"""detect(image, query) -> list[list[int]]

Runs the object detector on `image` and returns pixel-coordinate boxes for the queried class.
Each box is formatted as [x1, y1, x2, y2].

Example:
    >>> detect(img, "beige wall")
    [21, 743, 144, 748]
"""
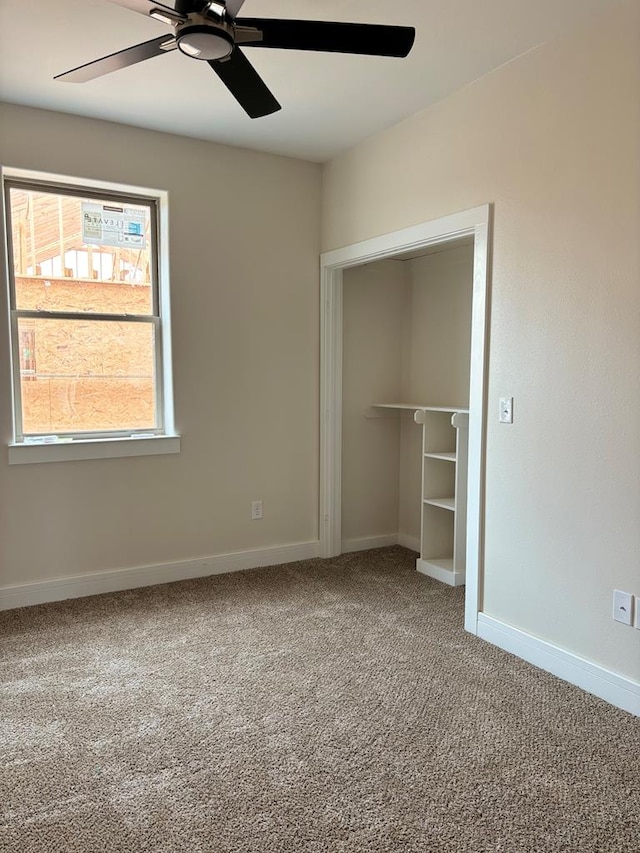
[322, 1, 640, 680]
[341, 260, 407, 543]
[404, 246, 473, 407]
[0, 103, 321, 585]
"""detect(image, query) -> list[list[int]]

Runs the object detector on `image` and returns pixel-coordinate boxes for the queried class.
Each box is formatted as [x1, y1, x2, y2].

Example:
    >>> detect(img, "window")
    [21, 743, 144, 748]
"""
[3, 169, 178, 463]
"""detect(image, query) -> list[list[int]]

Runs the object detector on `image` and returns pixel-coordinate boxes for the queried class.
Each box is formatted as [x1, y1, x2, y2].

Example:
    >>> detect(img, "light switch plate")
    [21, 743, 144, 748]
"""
[613, 589, 633, 625]
[499, 397, 513, 424]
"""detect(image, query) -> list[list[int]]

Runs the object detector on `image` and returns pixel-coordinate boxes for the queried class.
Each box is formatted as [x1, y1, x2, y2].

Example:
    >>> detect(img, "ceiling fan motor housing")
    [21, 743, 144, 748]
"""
[176, 20, 235, 61]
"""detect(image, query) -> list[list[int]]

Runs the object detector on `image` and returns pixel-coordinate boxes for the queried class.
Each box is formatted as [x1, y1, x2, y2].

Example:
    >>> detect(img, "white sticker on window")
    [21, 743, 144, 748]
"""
[81, 202, 147, 248]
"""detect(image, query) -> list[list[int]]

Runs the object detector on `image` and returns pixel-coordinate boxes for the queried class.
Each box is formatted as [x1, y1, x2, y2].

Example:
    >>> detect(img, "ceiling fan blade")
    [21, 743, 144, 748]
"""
[208, 49, 281, 119]
[224, 0, 248, 17]
[104, 0, 187, 19]
[104, 1, 247, 23]
[55, 36, 177, 83]
[235, 19, 416, 58]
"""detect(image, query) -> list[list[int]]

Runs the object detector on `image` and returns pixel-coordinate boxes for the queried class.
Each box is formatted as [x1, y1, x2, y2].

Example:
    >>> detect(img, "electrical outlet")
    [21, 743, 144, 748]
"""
[635, 596, 640, 630]
[251, 500, 263, 520]
[499, 397, 513, 424]
[613, 590, 633, 626]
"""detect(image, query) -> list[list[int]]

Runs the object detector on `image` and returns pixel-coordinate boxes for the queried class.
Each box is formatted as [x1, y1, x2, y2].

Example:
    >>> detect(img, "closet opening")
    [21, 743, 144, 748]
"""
[320, 206, 491, 635]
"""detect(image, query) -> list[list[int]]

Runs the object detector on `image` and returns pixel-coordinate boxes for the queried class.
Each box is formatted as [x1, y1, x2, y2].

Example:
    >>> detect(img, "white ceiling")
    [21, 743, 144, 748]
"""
[0, 0, 617, 162]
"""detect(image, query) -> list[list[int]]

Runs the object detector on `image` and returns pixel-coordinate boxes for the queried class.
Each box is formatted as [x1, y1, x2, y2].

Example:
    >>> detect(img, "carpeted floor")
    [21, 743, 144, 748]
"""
[1, 546, 638, 852]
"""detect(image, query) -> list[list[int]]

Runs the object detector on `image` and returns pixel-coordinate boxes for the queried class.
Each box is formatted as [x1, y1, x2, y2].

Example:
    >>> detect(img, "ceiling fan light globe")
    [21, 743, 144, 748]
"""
[177, 26, 234, 61]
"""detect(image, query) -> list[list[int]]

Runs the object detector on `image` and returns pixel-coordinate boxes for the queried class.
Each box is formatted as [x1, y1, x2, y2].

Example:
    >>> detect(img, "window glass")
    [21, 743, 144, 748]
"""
[9, 188, 154, 315]
[5, 177, 166, 442]
[17, 318, 156, 435]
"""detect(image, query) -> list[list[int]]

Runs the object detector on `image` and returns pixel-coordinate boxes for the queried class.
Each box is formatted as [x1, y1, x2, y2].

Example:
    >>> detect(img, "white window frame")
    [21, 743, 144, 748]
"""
[2, 167, 180, 464]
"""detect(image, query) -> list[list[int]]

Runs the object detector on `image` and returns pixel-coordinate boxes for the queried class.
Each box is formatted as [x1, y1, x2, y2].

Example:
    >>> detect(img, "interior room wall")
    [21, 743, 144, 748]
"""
[321, 0, 640, 681]
[341, 260, 408, 546]
[0, 103, 321, 588]
[403, 245, 474, 406]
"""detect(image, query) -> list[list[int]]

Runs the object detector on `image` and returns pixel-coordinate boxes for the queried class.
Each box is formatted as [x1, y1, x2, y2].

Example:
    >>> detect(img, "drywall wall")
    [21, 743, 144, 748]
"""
[322, 0, 640, 681]
[341, 260, 407, 545]
[403, 245, 474, 406]
[0, 104, 321, 587]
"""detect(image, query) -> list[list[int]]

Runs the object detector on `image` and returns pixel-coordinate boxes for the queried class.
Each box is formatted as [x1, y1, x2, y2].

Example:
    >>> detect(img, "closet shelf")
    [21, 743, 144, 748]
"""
[364, 406, 468, 586]
[424, 451, 456, 462]
[423, 497, 455, 511]
[370, 403, 469, 413]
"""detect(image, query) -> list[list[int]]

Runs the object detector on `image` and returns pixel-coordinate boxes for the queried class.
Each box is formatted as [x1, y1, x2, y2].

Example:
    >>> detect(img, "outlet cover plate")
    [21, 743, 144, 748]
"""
[613, 589, 633, 625]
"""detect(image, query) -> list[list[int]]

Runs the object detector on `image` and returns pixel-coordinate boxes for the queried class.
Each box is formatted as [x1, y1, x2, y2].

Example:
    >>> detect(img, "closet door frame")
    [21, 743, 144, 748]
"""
[319, 204, 492, 636]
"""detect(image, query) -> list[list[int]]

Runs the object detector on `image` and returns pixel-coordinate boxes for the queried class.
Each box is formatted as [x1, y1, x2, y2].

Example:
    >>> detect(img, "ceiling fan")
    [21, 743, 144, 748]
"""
[55, 0, 416, 119]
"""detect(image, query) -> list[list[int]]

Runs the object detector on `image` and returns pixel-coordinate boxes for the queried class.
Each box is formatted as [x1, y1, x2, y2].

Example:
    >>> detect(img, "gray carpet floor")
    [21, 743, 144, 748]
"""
[1, 546, 638, 852]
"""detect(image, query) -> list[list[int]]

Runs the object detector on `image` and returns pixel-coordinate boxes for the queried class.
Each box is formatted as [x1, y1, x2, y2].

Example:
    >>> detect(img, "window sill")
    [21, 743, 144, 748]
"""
[8, 434, 181, 465]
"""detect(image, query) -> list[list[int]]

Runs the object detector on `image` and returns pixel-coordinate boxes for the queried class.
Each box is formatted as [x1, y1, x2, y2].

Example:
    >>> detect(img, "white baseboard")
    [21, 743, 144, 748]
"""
[0, 541, 322, 612]
[397, 533, 420, 553]
[416, 558, 465, 587]
[341, 534, 399, 553]
[341, 533, 421, 555]
[477, 613, 640, 717]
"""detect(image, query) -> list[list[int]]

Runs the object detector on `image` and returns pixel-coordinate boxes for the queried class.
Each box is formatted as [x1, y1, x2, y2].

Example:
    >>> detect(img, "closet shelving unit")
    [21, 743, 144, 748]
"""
[370, 403, 469, 587]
